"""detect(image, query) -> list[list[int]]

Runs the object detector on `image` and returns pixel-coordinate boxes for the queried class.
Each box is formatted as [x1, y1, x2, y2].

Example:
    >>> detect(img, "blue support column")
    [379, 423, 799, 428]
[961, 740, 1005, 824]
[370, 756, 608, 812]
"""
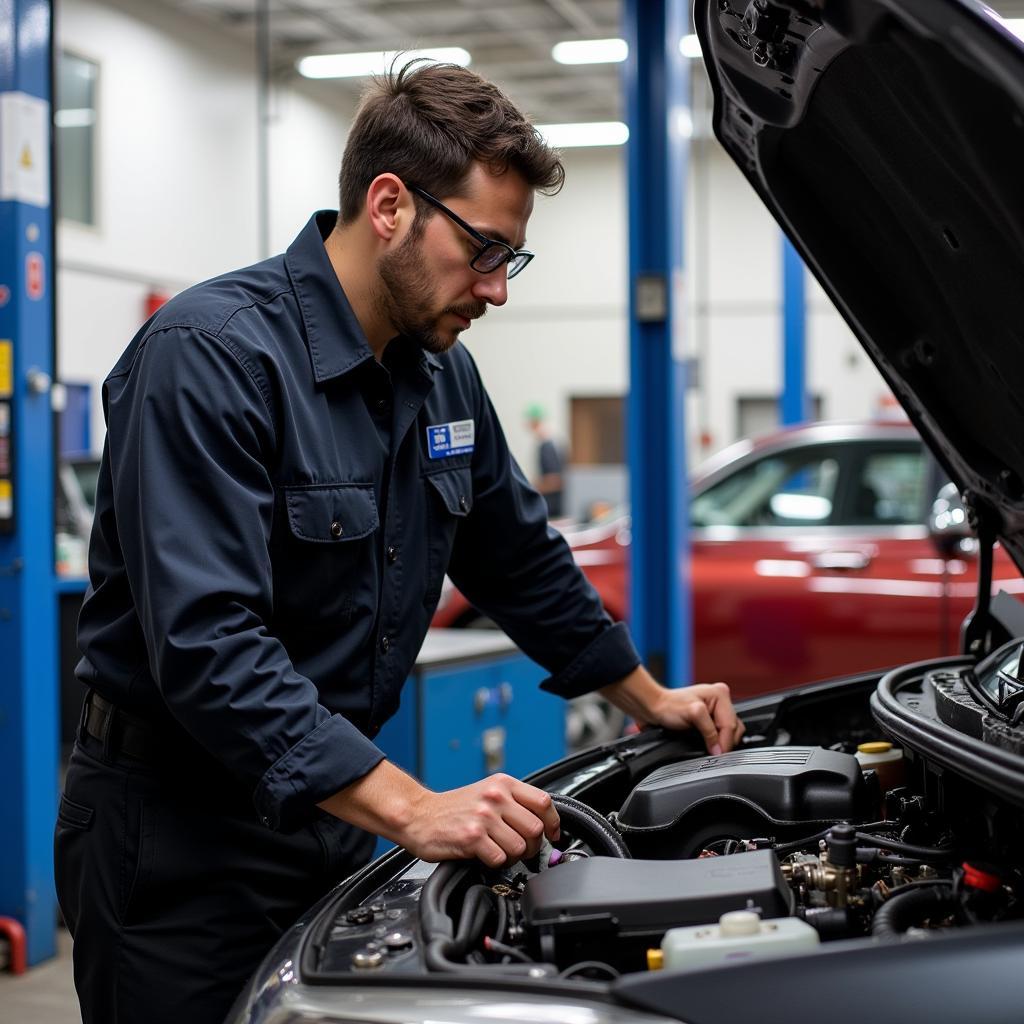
[0, 0, 58, 966]
[622, 0, 692, 686]
[781, 235, 809, 425]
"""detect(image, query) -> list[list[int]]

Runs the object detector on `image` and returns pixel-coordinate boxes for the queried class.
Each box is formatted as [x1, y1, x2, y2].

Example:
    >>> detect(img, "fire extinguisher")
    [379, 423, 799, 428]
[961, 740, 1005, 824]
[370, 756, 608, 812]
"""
[144, 289, 170, 320]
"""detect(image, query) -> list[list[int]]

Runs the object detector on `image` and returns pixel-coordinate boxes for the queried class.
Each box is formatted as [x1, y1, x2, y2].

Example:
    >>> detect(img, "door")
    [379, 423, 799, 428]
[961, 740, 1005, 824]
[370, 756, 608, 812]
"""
[690, 439, 944, 698]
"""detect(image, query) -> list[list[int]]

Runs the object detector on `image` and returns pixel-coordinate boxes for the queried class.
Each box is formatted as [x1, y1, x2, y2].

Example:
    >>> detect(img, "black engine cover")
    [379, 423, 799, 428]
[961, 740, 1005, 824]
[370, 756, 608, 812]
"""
[616, 746, 869, 857]
[522, 851, 792, 968]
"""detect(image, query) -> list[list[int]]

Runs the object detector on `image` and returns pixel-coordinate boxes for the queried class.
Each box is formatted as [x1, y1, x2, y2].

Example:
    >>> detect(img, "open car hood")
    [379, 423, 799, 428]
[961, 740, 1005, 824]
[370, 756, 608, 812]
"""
[695, 0, 1024, 572]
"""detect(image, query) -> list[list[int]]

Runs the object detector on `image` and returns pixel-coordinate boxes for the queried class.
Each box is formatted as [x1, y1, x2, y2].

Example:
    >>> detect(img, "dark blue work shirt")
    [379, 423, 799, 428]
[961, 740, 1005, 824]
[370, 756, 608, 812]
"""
[77, 212, 640, 830]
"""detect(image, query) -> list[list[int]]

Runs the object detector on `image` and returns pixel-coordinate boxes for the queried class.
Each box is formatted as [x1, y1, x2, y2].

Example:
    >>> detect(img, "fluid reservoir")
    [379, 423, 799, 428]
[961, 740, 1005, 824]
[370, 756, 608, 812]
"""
[854, 741, 904, 794]
[657, 910, 819, 971]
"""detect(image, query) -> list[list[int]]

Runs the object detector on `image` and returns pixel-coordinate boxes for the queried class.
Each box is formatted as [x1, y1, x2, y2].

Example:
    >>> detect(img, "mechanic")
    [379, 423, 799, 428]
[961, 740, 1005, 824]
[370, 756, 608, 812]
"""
[54, 61, 744, 1024]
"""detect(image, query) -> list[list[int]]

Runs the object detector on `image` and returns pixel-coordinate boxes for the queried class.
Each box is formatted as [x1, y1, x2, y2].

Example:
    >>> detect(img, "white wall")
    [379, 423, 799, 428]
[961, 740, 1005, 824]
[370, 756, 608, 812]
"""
[55, 0, 349, 445]
[462, 147, 628, 478]
[266, 84, 350, 254]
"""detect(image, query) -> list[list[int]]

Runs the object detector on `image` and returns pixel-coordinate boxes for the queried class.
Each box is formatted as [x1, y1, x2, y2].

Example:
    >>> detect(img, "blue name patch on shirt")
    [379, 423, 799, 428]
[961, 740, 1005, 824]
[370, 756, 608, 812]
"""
[427, 419, 475, 459]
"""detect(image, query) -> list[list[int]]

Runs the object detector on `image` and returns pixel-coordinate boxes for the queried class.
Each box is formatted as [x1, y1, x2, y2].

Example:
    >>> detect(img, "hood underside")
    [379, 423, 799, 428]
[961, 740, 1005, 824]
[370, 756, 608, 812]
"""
[696, 0, 1024, 571]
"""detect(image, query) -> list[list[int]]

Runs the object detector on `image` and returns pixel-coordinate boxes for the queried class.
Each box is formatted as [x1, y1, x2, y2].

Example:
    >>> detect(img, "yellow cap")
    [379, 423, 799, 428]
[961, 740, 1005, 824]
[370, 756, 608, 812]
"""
[858, 741, 893, 754]
[647, 949, 664, 970]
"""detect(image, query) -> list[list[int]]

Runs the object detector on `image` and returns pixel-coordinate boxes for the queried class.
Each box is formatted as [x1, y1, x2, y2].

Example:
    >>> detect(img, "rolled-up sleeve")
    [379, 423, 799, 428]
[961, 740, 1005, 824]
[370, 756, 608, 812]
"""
[446, 354, 641, 697]
[106, 325, 383, 830]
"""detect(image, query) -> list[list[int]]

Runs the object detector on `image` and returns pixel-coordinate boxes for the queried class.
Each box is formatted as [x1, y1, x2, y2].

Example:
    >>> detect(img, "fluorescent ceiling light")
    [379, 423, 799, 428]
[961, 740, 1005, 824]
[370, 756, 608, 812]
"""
[55, 108, 95, 128]
[536, 121, 629, 148]
[679, 34, 703, 59]
[552, 38, 627, 65]
[297, 47, 471, 80]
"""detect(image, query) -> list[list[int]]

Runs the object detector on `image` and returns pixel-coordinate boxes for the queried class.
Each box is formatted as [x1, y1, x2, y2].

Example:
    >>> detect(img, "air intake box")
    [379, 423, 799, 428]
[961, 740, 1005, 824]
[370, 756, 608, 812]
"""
[616, 746, 870, 857]
[522, 851, 792, 969]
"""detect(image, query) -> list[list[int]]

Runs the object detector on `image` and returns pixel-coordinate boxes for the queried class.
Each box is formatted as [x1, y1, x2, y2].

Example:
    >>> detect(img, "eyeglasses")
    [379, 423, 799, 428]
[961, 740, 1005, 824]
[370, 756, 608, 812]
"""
[408, 185, 535, 279]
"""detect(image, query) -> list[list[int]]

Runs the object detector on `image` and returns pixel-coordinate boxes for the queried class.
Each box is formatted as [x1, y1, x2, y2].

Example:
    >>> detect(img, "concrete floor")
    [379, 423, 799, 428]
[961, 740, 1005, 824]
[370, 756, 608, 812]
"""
[0, 928, 80, 1023]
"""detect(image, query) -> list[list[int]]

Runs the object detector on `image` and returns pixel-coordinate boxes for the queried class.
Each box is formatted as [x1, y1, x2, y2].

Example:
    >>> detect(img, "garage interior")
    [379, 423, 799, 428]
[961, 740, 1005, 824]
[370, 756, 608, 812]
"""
[4, 0, 1024, 1019]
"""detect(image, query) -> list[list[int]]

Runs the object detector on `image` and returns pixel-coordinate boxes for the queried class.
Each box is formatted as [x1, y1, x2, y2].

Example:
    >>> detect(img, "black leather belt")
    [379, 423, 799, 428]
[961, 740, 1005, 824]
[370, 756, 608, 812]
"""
[82, 691, 157, 761]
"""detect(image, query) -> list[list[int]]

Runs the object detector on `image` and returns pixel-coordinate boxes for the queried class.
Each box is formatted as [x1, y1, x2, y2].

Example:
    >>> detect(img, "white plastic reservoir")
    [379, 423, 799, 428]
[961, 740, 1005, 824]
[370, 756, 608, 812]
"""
[660, 910, 819, 970]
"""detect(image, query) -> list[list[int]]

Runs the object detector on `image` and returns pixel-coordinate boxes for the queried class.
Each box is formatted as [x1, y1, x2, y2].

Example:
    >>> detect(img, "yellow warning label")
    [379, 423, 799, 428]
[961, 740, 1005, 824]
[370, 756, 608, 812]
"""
[20, 145, 32, 170]
[0, 479, 11, 520]
[0, 341, 12, 397]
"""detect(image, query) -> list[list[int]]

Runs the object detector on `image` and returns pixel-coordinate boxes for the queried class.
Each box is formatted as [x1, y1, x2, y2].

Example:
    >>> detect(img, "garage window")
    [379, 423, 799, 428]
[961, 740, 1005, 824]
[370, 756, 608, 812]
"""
[55, 51, 98, 226]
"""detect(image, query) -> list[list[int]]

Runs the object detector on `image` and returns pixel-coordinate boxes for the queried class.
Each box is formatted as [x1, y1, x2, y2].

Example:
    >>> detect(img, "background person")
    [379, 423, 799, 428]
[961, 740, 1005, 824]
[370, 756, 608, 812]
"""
[525, 401, 565, 517]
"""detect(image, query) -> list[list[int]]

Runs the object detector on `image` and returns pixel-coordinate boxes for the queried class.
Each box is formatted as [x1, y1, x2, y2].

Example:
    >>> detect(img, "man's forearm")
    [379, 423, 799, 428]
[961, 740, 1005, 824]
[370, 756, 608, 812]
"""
[599, 664, 666, 721]
[317, 759, 422, 843]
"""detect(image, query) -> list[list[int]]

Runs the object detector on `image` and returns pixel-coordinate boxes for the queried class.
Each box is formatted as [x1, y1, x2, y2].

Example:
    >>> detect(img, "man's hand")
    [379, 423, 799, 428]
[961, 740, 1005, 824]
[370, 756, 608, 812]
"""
[319, 762, 560, 868]
[400, 775, 560, 866]
[601, 666, 744, 755]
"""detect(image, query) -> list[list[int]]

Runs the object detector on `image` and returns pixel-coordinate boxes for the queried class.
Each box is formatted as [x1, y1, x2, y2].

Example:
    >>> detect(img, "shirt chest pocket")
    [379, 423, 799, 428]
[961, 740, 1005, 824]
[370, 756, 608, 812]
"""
[278, 483, 379, 624]
[422, 465, 473, 609]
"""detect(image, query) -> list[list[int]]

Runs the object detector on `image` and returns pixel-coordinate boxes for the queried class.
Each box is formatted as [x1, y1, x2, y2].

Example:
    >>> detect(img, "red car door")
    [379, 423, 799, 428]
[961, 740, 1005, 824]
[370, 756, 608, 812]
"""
[689, 437, 948, 699]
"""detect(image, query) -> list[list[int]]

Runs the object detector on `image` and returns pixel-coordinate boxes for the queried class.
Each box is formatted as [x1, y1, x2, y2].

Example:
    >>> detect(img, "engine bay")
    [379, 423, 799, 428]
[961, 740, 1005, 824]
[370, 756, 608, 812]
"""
[304, 642, 1024, 987]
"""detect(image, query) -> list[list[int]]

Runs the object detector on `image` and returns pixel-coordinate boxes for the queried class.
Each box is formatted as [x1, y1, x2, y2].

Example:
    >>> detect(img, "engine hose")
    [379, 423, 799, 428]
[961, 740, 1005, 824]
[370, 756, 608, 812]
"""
[494, 890, 508, 944]
[421, 865, 555, 975]
[420, 861, 463, 941]
[855, 832, 954, 860]
[423, 936, 555, 975]
[551, 794, 631, 858]
[871, 884, 959, 938]
[453, 885, 492, 955]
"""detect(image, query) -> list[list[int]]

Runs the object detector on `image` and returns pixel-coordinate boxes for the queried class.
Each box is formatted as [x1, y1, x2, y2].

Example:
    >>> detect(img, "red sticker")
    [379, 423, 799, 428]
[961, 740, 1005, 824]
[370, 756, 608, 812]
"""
[0, 285, 9, 308]
[26, 252, 44, 300]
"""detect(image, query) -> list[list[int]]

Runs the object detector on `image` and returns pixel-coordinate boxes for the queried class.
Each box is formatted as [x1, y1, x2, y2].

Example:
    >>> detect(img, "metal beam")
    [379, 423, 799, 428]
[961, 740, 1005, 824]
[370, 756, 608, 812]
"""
[0, 0, 58, 967]
[781, 235, 809, 425]
[622, 0, 692, 686]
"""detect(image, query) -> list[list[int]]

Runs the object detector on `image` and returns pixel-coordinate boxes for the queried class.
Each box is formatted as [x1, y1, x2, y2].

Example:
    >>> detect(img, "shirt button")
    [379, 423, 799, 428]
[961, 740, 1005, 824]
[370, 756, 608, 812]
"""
[458, 495, 468, 512]
[386, 545, 397, 564]
[380, 635, 391, 653]
[330, 520, 344, 538]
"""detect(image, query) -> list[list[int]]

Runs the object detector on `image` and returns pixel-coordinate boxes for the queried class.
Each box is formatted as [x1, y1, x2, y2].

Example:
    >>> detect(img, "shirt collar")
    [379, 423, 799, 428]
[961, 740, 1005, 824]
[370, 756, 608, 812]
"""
[285, 211, 444, 384]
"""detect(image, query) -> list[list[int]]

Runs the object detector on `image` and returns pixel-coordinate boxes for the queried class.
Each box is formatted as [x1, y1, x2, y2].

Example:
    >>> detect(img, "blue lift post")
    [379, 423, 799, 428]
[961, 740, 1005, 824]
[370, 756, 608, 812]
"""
[622, 0, 692, 686]
[781, 235, 809, 425]
[0, 0, 58, 966]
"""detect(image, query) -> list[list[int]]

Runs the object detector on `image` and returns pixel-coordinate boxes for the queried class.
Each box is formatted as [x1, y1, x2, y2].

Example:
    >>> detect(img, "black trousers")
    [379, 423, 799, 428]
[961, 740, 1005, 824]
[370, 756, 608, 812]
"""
[55, 722, 374, 1024]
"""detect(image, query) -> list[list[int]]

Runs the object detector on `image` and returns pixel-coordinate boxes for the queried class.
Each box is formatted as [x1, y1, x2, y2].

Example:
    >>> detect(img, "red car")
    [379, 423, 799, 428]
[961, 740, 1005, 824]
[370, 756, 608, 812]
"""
[433, 420, 1021, 698]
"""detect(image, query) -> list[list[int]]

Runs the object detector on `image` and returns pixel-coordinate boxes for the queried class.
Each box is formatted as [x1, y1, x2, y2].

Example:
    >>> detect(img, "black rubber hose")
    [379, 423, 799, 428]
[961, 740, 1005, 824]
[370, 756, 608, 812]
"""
[551, 794, 630, 858]
[421, 864, 555, 975]
[452, 885, 493, 956]
[856, 832, 954, 860]
[871, 884, 958, 938]
[775, 827, 953, 860]
[494, 891, 508, 944]
[420, 861, 462, 941]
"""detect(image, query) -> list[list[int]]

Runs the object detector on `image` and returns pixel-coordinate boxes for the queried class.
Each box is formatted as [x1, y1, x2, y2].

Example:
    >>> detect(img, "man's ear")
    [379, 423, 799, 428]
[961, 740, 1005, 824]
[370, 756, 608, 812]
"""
[365, 174, 410, 242]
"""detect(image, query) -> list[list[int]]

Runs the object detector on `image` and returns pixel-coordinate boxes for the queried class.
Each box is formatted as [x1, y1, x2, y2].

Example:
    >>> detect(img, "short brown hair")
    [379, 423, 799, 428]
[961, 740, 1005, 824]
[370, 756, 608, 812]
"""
[338, 59, 564, 224]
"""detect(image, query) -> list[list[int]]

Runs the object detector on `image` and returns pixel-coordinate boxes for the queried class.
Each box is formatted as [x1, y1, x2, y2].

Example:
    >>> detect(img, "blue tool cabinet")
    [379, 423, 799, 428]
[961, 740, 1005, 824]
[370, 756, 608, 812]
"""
[376, 629, 565, 793]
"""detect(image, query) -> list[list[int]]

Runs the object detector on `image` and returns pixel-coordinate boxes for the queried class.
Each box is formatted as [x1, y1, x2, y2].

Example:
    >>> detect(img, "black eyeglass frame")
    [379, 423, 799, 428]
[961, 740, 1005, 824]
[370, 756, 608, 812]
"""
[408, 185, 535, 279]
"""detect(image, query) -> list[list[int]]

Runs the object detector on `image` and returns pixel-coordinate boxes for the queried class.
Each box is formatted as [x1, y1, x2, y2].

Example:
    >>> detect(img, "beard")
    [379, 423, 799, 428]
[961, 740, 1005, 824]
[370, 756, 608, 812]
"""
[376, 229, 486, 354]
